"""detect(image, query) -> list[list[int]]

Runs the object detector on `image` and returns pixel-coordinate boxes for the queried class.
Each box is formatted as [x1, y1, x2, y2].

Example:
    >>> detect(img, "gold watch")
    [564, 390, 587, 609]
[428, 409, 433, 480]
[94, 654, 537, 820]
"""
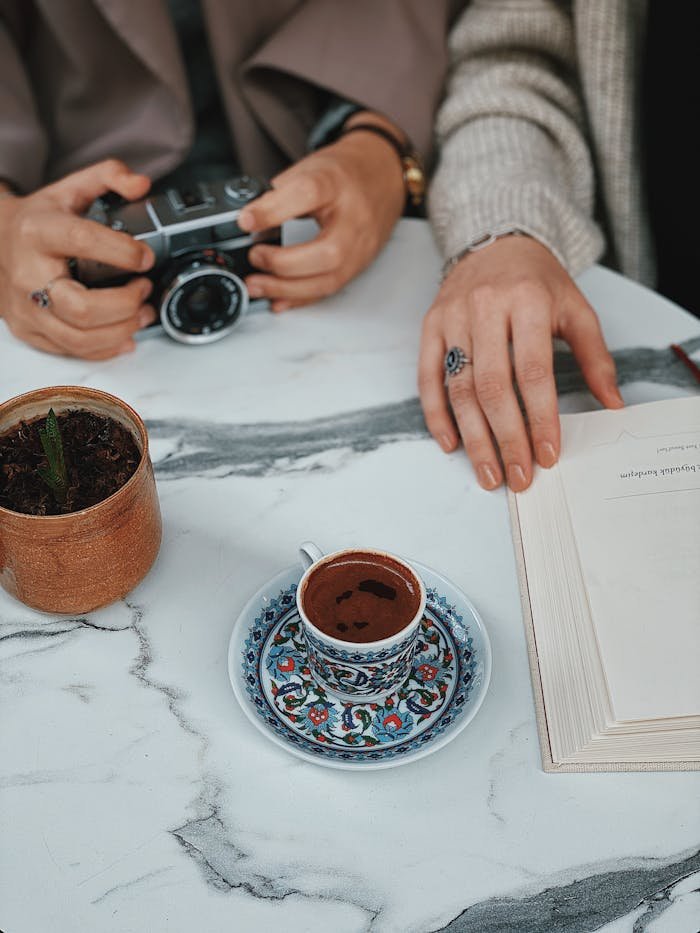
[338, 123, 426, 211]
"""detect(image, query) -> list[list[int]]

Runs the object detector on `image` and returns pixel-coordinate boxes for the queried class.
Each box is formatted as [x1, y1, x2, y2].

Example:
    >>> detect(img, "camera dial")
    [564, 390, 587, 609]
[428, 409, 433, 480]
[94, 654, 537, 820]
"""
[159, 249, 248, 345]
[224, 176, 262, 202]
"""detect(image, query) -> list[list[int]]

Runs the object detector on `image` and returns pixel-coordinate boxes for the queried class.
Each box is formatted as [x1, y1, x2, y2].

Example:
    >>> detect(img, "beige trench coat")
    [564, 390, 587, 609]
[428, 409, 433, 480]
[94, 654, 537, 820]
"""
[0, 0, 456, 193]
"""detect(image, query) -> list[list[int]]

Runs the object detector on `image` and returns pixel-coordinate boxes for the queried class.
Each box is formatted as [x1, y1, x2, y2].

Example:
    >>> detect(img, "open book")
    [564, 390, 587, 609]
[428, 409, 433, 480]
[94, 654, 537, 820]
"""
[509, 397, 700, 772]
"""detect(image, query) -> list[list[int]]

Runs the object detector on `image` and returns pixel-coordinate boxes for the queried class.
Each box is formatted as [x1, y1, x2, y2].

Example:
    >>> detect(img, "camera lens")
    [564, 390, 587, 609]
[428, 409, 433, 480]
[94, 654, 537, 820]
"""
[183, 281, 224, 322]
[159, 251, 248, 344]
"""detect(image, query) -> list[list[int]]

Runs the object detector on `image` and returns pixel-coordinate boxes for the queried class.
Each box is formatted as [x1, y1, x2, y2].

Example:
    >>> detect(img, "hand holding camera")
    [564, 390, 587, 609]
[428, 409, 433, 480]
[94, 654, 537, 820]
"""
[0, 160, 157, 360]
[76, 173, 279, 344]
[241, 116, 407, 312]
[0, 118, 405, 359]
[0, 159, 278, 356]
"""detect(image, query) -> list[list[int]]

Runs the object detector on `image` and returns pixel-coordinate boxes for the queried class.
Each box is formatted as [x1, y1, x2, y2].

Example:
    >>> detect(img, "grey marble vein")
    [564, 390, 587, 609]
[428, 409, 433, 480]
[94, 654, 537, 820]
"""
[487, 720, 530, 825]
[147, 339, 700, 481]
[0, 615, 131, 664]
[632, 871, 700, 931]
[124, 599, 203, 744]
[90, 867, 174, 905]
[171, 780, 299, 900]
[0, 617, 130, 643]
[108, 604, 381, 924]
[432, 849, 700, 933]
[0, 602, 382, 924]
[170, 778, 382, 926]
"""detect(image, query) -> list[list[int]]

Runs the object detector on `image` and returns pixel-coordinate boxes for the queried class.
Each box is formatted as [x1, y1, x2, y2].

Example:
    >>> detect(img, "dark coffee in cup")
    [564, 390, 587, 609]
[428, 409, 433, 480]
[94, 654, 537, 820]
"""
[301, 550, 421, 643]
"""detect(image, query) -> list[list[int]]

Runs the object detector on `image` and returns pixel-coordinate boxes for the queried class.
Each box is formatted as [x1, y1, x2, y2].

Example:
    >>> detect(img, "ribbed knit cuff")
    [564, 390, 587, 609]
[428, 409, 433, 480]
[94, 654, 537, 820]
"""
[429, 178, 605, 279]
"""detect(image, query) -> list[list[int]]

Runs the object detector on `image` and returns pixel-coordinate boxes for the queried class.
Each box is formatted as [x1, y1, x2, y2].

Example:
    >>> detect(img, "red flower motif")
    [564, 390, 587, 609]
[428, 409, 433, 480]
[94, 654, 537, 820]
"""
[418, 663, 438, 682]
[277, 657, 295, 673]
[308, 706, 329, 726]
[383, 713, 402, 731]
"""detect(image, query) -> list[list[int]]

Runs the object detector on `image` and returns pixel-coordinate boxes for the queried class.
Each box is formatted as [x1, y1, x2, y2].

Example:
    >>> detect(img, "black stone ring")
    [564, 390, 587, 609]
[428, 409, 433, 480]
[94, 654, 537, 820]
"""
[444, 346, 472, 378]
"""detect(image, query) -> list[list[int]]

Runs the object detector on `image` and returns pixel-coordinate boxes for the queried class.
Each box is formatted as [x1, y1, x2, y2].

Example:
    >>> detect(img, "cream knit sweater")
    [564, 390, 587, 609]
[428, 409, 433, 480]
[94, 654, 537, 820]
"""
[429, 0, 654, 285]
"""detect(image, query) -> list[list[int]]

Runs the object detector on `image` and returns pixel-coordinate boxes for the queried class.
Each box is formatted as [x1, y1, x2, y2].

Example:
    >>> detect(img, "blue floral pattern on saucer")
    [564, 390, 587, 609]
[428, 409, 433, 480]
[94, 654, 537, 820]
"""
[228, 561, 492, 770]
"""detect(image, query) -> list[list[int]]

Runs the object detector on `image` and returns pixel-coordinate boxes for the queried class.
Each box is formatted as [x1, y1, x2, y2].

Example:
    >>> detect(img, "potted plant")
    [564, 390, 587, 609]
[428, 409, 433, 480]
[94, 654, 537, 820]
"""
[0, 385, 161, 613]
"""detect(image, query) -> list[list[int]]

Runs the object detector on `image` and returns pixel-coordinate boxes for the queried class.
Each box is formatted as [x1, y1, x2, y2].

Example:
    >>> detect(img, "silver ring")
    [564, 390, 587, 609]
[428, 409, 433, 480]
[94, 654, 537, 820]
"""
[29, 277, 63, 310]
[444, 346, 472, 378]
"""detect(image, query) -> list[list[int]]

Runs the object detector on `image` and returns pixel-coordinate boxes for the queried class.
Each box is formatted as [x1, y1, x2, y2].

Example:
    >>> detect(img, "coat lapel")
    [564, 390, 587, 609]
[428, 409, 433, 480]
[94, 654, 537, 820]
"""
[93, 0, 190, 113]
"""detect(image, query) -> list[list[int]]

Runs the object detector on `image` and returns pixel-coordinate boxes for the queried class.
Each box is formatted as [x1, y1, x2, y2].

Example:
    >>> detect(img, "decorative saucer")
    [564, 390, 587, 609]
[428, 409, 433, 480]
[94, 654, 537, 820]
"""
[228, 560, 492, 770]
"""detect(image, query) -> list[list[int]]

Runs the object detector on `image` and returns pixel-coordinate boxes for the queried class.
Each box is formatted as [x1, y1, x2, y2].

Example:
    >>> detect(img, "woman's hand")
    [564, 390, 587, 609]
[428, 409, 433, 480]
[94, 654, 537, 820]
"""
[238, 114, 406, 311]
[0, 159, 156, 360]
[419, 236, 624, 491]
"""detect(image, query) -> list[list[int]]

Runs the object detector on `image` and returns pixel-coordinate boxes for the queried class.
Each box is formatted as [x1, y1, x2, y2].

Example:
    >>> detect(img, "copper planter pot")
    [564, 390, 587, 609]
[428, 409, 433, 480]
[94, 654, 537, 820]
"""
[0, 386, 162, 613]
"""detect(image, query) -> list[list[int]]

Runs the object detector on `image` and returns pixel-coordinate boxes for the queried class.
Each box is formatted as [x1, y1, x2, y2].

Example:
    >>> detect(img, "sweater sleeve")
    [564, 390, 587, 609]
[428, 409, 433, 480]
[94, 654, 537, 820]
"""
[0, 4, 48, 193]
[429, 0, 605, 275]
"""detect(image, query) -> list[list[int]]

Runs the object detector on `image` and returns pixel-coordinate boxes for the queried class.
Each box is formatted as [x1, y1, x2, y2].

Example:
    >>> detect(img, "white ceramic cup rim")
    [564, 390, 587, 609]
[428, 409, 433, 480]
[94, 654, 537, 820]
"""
[296, 546, 427, 651]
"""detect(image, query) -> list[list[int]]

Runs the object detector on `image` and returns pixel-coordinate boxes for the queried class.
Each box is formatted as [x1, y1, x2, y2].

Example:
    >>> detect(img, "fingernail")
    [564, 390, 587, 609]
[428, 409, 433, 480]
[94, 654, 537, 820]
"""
[248, 247, 263, 266]
[247, 282, 263, 298]
[507, 464, 528, 491]
[537, 442, 557, 468]
[439, 433, 455, 453]
[140, 250, 154, 271]
[140, 279, 153, 300]
[139, 308, 156, 328]
[611, 385, 624, 407]
[478, 464, 500, 489]
[119, 340, 135, 354]
[238, 209, 254, 232]
[273, 301, 291, 313]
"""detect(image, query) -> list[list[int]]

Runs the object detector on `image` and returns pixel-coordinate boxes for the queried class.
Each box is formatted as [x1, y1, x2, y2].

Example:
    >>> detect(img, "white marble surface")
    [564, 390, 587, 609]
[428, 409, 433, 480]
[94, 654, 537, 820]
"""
[1, 219, 699, 933]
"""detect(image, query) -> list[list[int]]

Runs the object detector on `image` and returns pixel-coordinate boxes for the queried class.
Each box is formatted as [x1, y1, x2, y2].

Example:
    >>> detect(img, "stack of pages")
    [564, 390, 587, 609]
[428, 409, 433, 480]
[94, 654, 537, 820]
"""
[510, 396, 700, 771]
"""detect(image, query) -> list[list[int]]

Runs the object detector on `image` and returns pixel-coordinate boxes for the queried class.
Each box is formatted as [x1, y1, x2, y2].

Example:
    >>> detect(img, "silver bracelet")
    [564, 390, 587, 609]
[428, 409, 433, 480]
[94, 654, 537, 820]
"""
[441, 229, 526, 282]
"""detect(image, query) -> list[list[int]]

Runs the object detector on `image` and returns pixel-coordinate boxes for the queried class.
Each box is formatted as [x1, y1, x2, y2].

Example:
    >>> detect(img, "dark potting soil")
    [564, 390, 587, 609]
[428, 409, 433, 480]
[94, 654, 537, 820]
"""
[0, 409, 140, 515]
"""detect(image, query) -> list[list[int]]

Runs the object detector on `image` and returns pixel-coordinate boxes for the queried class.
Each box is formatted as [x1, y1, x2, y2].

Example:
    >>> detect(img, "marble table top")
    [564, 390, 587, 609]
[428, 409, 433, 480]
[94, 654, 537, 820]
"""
[1, 219, 699, 933]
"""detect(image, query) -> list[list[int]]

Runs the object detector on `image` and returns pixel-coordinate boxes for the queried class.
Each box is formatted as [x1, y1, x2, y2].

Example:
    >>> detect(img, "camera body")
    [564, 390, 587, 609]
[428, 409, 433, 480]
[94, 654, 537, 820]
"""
[76, 175, 280, 344]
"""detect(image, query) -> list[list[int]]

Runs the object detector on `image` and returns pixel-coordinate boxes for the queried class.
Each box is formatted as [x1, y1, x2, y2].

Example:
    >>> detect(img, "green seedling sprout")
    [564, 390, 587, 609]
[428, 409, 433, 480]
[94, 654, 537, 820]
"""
[37, 408, 68, 506]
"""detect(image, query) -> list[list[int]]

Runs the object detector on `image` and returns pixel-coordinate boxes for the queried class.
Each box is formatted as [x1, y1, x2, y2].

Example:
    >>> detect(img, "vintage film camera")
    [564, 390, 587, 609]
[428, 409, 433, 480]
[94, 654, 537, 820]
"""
[76, 175, 279, 344]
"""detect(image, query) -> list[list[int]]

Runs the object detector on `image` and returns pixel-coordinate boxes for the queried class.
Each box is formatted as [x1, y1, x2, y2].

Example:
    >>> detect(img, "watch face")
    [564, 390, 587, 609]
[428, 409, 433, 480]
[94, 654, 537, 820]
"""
[403, 156, 426, 206]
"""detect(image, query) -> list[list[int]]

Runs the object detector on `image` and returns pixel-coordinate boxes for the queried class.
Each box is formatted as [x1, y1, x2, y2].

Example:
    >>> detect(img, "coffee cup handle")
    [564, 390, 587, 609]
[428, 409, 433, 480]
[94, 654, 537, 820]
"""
[299, 541, 324, 570]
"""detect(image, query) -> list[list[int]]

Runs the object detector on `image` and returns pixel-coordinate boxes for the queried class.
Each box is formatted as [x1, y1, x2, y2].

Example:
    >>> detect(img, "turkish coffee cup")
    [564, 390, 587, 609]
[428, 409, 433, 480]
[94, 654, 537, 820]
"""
[296, 542, 426, 703]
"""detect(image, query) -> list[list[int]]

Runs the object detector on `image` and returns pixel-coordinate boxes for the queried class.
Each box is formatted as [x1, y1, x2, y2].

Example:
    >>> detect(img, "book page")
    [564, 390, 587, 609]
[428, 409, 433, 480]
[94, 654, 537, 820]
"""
[558, 398, 700, 722]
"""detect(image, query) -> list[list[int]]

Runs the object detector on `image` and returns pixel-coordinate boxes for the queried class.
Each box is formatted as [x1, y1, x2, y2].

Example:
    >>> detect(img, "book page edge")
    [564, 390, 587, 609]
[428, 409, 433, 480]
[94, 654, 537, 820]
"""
[506, 491, 700, 773]
[507, 489, 556, 773]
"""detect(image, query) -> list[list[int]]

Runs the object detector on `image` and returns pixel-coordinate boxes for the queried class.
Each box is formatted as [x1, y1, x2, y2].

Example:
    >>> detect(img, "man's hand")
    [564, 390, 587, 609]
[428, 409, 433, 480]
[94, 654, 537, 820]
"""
[238, 114, 406, 311]
[419, 236, 624, 491]
[0, 159, 156, 359]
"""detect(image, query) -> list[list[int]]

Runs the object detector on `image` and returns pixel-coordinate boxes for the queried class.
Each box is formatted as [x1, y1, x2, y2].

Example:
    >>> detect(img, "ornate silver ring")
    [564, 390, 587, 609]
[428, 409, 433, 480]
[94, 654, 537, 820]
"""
[29, 277, 63, 310]
[444, 346, 472, 378]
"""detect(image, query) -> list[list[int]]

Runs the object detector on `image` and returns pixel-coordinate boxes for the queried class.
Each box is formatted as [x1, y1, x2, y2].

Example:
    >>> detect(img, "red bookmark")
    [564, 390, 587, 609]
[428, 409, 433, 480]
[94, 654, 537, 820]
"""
[670, 343, 700, 384]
